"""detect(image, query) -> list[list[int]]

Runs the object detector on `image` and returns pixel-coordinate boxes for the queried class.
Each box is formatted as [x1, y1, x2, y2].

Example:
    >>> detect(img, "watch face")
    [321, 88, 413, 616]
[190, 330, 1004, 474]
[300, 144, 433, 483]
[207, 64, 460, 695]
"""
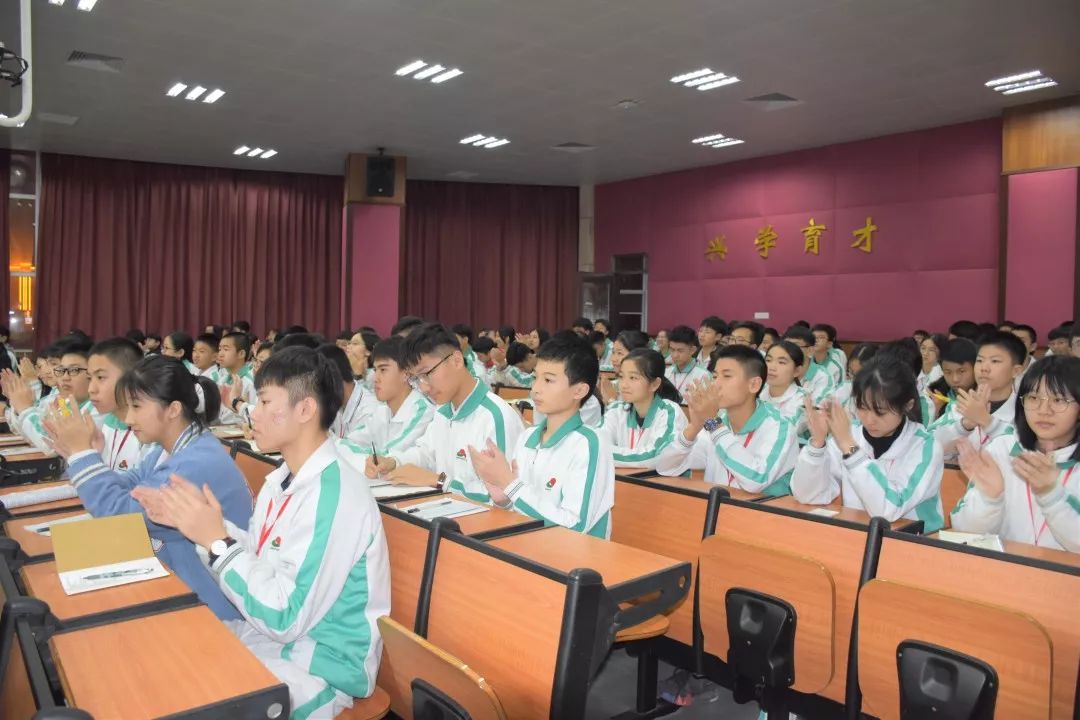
[210, 539, 229, 556]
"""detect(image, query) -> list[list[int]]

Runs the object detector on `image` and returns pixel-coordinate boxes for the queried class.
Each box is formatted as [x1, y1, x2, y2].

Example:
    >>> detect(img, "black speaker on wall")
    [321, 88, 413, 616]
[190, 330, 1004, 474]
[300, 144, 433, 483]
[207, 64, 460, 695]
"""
[366, 155, 397, 197]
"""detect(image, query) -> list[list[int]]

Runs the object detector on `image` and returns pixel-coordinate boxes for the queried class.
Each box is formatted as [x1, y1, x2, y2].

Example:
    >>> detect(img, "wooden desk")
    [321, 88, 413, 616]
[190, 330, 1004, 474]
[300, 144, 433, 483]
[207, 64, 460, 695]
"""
[488, 526, 691, 629]
[762, 494, 917, 530]
[0, 481, 83, 518]
[0, 433, 29, 447]
[3, 508, 89, 559]
[615, 468, 765, 502]
[388, 493, 544, 539]
[20, 559, 196, 628]
[50, 605, 289, 719]
[0, 449, 54, 461]
[927, 532, 1080, 569]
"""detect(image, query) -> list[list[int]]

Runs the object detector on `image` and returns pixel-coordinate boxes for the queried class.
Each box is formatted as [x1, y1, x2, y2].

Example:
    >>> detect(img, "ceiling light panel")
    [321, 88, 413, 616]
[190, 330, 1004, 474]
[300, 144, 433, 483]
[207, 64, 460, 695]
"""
[986, 70, 1057, 95]
[396, 59, 464, 84]
[671, 67, 740, 92]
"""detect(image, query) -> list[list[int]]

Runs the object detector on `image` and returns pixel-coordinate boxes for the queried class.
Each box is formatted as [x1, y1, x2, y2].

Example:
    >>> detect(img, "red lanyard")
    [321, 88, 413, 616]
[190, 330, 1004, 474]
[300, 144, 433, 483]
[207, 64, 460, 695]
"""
[673, 367, 694, 393]
[256, 494, 293, 556]
[726, 430, 756, 486]
[1026, 465, 1074, 545]
[629, 427, 640, 450]
[110, 429, 132, 470]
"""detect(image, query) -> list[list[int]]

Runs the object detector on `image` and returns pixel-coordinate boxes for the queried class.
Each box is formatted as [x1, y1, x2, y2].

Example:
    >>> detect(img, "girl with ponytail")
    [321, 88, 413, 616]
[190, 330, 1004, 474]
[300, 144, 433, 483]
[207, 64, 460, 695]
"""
[600, 348, 688, 469]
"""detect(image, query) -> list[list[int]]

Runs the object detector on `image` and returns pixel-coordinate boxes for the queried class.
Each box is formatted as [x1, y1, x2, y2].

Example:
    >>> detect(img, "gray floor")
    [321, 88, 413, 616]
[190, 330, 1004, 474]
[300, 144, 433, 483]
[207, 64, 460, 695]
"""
[584, 649, 762, 719]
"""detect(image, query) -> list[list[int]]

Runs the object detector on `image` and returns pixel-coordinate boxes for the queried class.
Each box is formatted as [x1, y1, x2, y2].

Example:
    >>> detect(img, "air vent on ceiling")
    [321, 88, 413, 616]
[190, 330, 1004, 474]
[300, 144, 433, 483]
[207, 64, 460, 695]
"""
[66, 50, 124, 73]
[744, 92, 802, 111]
[551, 142, 596, 154]
[38, 112, 79, 125]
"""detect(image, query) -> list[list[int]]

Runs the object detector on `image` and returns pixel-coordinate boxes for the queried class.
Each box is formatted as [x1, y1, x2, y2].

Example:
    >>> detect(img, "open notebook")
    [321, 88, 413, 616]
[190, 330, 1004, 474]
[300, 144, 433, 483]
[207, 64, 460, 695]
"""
[52, 513, 170, 595]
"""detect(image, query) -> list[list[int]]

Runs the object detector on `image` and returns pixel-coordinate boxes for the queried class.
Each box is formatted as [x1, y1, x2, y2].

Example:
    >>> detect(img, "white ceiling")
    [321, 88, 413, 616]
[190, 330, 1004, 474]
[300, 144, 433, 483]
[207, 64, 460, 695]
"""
[2, 0, 1079, 186]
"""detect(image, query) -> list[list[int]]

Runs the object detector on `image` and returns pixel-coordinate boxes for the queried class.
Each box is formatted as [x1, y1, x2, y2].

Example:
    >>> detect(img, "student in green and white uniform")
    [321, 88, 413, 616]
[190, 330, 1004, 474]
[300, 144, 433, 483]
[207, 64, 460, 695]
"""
[665, 325, 712, 397]
[141, 347, 391, 719]
[829, 343, 879, 419]
[695, 317, 726, 368]
[599, 330, 652, 406]
[657, 346, 797, 496]
[191, 333, 221, 379]
[487, 342, 536, 388]
[593, 319, 615, 372]
[215, 333, 259, 425]
[161, 331, 199, 375]
[315, 345, 379, 441]
[785, 326, 834, 403]
[762, 341, 811, 441]
[652, 330, 673, 367]
[87, 338, 152, 471]
[951, 355, 1080, 552]
[811, 324, 846, 387]
[601, 349, 686, 470]
[472, 334, 614, 538]
[793, 357, 944, 533]
[340, 337, 434, 464]
[365, 324, 524, 503]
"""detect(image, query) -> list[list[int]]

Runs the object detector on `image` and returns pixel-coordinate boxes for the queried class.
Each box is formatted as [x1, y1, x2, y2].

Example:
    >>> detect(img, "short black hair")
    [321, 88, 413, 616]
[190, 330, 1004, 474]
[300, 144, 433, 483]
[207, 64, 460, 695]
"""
[146, 332, 161, 343]
[194, 333, 220, 352]
[472, 336, 496, 354]
[614, 330, 650, 352]
[1048, 324, 1072, 341]
[731, 321, 764, 347]
[1016, 355, 1080, 461]
[283, 325, 309, 336]
[998, 321, 1016, 331]
[940, 337, 977, 365]
[506, 341, 534, 367]
[256, 346, 344, 431]
[315, 343, 354, 386]
[852, 357, 921, 423]
[978, 331, 1028, 366]
[766, 340, 805, 369]
[811, 323, 838, 343]
[59, 337, 93, 360]
[371, 336, 407, 368]
[792, 320, 811, 329]
[337, 330, 353, 342]
[358, 325, 377, 334]
[1012, 324, 1037, 346]
[533, 327, 551, 346]
[877, 339, 921, 376]
[451, 324, 475, 346]
[391, 315, 425, 337]
[497, 326, 516, 346]
[166, 331, 194, 362]
[762, 327, 780, 341]
[221, 332, 252, 360]
[274, 333, 321, 352]
[232, 320, 251, 333]
[593, 318, 611, 332]
[782, 325, 815, 347]
[571, 317, 594, 332]
[125, 328, 147, 345]
[205, 325, 225, 340]
[536, 332, 600, 411]
[41, 343, 68, 361]
[849, 342, 879, 366]
[402, 323, 461, 369]
[714, 345, 767, 396]
[588, 331, 606, 347]
[667, 325, 699, 348]
[90, 337, 143, 372]
[699, 316, 728, 335]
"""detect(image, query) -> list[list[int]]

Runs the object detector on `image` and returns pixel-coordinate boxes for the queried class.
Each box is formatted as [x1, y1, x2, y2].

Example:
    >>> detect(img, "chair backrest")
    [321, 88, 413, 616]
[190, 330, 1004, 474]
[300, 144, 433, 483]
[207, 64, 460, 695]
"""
[698, 534, 836, 694]
[0, 607, 37, 720]
[377, 615, 506, 720]
[232, 445, 281, 499]
[873, 531, 1080, 719]
[705, 494, 870, 705]
[939, 464, 969, 528]
[493, 386, 531, 401]
[379, 507, 431, 632]
[857, 578, 1053, 720]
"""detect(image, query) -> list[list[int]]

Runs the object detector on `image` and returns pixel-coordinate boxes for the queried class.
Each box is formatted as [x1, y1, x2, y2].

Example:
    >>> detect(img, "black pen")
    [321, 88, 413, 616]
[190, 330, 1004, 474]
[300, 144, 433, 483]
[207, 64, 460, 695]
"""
[406, 500, 452, 515]
[371, 443, 380, 466]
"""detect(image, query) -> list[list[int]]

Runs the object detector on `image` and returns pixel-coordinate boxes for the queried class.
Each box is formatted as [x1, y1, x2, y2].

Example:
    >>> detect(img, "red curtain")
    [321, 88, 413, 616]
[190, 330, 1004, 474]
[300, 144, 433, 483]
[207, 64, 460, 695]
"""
[402, 180, 579, 331]
[36, 154, 342, 344]
[0, 150, 9, 327]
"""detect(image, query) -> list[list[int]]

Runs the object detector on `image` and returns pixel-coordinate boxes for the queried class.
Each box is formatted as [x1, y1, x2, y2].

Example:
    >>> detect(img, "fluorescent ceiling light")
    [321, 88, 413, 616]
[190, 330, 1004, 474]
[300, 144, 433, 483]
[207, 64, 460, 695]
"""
[413, 64, 445, 80]
[396, 60, 427, 76]
[77, 0, 97, 9]
[460, 134, 486, 144]
[670, 68, 713, 84]
[705, 138, 745, 148]
[985, 70, 1042, 87]
[698, 76, 741, 91]
[49, 0, 65, 5]
[247, 148, 264, 157]
[185, 86, 207, 101]
[202, 89, 225, 104]
[692, 133, 727, 144]
[233, 146, 250, 155]
[260, 149, 277, 159]
[431, 68, 463, 84]
[166, 82, 188, 97]
[474, 137, 500, 147]
[685, 73, 728, 88]
[484, 139, 510, 149]
[1002, 80, 1058, 94]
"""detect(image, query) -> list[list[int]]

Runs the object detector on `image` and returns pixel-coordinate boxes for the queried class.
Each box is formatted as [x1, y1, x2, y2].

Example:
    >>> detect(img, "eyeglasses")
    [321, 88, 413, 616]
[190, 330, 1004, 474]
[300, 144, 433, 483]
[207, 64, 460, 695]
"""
[407, 353, 454, 390]
[54, 366, 89, 378]
[1022, 394, 1077, 413]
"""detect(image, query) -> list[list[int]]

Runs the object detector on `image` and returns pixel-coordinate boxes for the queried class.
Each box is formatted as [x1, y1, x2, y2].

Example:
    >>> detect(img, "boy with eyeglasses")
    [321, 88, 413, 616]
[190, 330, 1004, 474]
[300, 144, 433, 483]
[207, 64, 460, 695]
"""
[364, 323, 524, 502]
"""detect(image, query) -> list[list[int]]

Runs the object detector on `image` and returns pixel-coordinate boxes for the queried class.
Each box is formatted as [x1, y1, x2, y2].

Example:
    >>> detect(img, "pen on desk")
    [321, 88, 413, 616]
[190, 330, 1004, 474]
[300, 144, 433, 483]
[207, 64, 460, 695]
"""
[81, 567, 155, 581]
[406, 500, 452, 514]
[371, 443, 380, 466]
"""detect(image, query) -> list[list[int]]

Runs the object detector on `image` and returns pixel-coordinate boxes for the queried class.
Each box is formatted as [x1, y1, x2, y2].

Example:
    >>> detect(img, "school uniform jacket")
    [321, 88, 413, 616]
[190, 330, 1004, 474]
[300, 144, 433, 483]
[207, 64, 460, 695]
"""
[205, 440, 391, 701]
[341, 390, 434, 459]
[950, 437, 1080, 552]
[917, 365, 944, 395]
[665, 361, 712, 398]
[601, 397, 687, 470]
[791, 419, 945, 533]
[68, 425, 253, 621]
[487, 365, 535, 389]
[502, 413, 615, 539]
[761, 383, 809, 439]
[100, 412, 150, 471]
[12, 397, 99, 452]
[930, 391, 1016, 457]
[655, 401, 797, 496]
[328, 385, 379, 440]
[599, 339, 615, 372]
[802, 362, 835, 404]
[533, 394, 604, 430]
[388, 380, 524, 503]
[813, 354, 844, 387]
[216, 369, 258, 426]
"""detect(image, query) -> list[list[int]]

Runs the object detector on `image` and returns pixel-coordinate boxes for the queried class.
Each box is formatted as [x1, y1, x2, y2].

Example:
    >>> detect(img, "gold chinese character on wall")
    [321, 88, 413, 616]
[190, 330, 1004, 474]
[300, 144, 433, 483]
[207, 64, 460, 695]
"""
[802, 218, 826, 255]
[754, 225, 778, 259]
[705, 234, 728, 261]
[851, 217, 877, 254]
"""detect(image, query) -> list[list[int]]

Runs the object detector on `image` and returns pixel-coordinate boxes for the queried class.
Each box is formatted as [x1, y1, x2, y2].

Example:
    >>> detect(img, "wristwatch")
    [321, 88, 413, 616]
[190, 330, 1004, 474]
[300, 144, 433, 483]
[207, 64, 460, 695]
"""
[208, 537, 237, 564]
[231, 396, 245, 412]
[435, 472, 447, 492]
[841, 445, 858, 459]
[703, 417, 723, 433]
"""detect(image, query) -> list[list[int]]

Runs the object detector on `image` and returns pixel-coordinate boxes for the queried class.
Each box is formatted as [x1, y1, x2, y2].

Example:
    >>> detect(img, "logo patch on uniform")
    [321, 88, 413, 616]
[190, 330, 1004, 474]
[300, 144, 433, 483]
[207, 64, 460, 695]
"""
[118, 460, 128, 470]
[546, 477, 557, 489]
[271, 537, 282, 549]
[456, 448, 466, 459]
